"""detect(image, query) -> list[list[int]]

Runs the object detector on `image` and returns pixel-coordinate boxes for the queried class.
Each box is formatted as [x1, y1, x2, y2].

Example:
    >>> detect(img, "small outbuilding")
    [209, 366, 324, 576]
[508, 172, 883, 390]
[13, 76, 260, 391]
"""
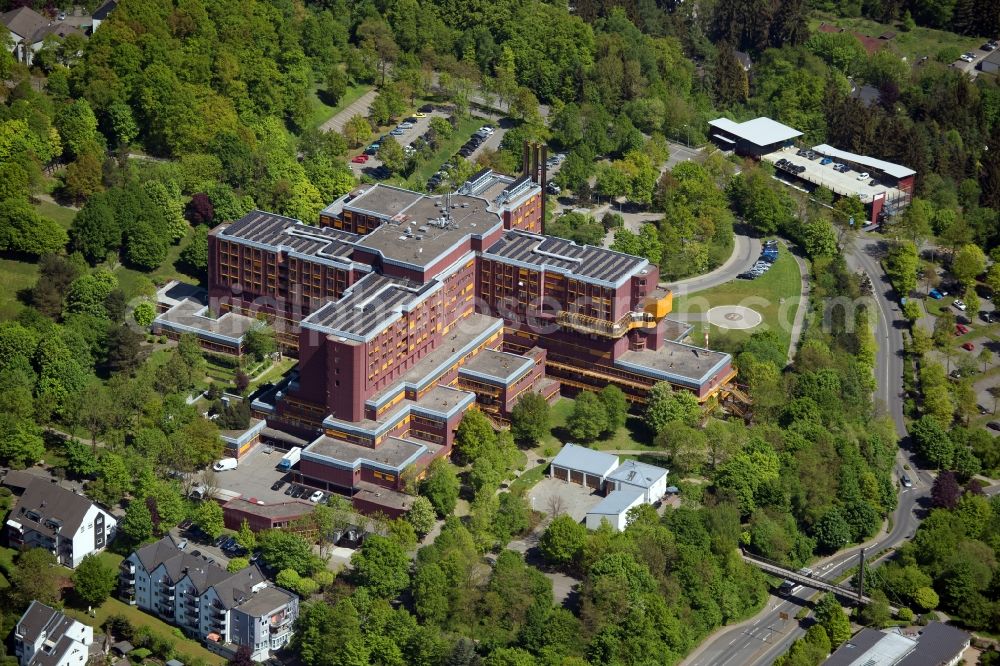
[707, 117, 802, 158]
[585, 487, 646, 532]
[549, 444, 619, 492]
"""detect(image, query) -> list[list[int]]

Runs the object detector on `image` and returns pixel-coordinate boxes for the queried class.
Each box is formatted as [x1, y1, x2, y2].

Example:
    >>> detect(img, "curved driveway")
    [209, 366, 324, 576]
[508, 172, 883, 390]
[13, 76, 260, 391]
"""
[665, 234, 761, 295]
[682, 236, 925, 666]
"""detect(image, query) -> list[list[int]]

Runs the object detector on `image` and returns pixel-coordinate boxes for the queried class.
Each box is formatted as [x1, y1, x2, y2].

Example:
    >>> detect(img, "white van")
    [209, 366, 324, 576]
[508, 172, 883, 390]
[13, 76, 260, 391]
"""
[212, 458, 238, 472]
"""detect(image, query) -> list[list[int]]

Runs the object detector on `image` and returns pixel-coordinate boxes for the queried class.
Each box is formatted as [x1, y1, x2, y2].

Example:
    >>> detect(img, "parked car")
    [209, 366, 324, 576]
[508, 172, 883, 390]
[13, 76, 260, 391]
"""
[284, 483, 295, 495]
[176, 539, 188, 550]
[546, 183, 561, 195]
[857, 172, 870, 180]
[956, 324, 970, 335]
[309, 490, 325, 503]
[271, 479, 286, 492]
[979, 405, 990, 415]
[364, 144, 379, 155]
[418, 104, 434, 112]
[351, 154, 368, 163]
[290, 485, 306, 498]
[953, 299, 968, 311]
[962, 342, 975, 351]
[988, 421, 1000, 431]
[213, 457, 237, 472]
[984, 43, 997, 51]
[214, 535, 228, 547]
[820, 157, 833, 165]
[414, 111, 427, 118]
[901, 474, 913, 488]
[190, 550, 202, 558]
[960, 52, 976, 62]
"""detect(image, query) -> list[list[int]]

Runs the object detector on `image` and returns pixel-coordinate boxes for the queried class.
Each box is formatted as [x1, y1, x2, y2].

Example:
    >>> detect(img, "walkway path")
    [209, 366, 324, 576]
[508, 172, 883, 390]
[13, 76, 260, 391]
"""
[786, 249, 810, 364]
[320, 88, 378, 134]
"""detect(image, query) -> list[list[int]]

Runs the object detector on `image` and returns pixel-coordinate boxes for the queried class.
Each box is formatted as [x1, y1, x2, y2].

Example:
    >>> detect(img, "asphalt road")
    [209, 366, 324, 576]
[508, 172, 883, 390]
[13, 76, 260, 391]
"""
[683, 235, 928, 666]
[667, 233, 761, 295]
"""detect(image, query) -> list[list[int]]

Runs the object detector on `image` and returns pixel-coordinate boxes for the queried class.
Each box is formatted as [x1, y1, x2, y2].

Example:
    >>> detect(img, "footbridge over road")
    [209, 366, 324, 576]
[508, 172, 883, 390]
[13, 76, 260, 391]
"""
[740, 550, 898, 613]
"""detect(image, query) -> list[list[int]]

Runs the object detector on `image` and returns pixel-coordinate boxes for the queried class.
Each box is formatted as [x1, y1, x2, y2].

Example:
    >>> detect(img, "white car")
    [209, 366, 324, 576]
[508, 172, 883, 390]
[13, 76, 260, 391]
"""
[857, 172, 869, 180]
[953, 299, 967, 311]
[308, 490, 325, 503]
[960, 53, 976, 63]
[478, 126, 494, 136]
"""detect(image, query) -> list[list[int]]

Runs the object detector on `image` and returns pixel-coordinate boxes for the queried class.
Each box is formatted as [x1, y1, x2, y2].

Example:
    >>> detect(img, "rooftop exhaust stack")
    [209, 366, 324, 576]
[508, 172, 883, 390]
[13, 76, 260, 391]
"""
[522, 141, 548, 234]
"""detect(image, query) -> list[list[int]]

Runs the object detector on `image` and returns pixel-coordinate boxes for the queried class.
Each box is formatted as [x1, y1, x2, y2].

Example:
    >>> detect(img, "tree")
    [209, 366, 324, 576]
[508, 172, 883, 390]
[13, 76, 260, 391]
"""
[55, 98, 100, 159]
[0, 199, 69, 258]
[106, 101, 138, 149]
[567, 391, 609, 442]
[814, 593, 852, 647]
[235, 519, 256, 552]
[120, 500, 155, 543]
[538, 514, 587, 569]
[351, 535, 410, 598]
[952, 244, 986, 288]
[454, 409, 496, 463]
[125, 221, 168, 270]
[813, 507, 851, 552]
[228, 646, 255, 666]
[421, 459, 460, 516]
[931, 470, 961, 509]
[407, 495, 436, 536]
[245, 324, 277, 362]
[598, 385, 628, 434]
[186, 193, 215, 226]
[344, 114, 372, 148]
[64, 152, 104, 203]
[194, 499, 225, 539]
[73, 553, 117, 606]
[325, 66, 348, 105]
[510, 392, 549, 445]
[11, 548, 61, 606]
[70, 197, 120, 263]
[257, 529, 322, 576]
[913, 586, 939, 612]
[645, 382, 701, 432]
[884, 241, 919, 296]
[105, 324, 143, 375]
[911, 415, 954, 469]
[377, 136, 407, 175]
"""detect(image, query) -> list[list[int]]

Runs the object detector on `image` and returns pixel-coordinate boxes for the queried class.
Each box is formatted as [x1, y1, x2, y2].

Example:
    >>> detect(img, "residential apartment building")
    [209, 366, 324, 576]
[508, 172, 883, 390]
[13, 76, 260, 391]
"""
[161, 166, 736, 516]
[120, 537, 297, 661]
[6, 478, 117, 568]
[14, 602, 93, 666]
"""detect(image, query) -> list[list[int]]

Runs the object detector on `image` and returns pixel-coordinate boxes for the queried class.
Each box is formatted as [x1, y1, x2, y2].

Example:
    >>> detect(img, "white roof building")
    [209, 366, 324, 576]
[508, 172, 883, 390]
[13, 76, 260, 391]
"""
[549, 444, 619, 490]
[708, 117, 802, 151]
[811, 144, 916, 179]
[585, 487, 646, 531]
[607, 459, 669, 503]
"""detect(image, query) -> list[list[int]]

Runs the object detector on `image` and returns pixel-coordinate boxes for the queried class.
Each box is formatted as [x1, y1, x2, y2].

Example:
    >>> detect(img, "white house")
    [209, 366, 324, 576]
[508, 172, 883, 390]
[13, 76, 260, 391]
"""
[14, 601, 93, 666]
[121, 536, 297, 661]
[606, 459, 668, 503]
[585, 486, 646, 531]
[90, 0, 117, 32]
[6, 478, 117, 568]
[549, 443, 619, 492]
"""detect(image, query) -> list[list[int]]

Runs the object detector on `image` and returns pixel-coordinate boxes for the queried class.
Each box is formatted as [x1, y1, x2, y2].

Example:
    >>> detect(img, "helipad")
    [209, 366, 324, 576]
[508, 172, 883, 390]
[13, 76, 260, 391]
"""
[705, 305, 762, 330]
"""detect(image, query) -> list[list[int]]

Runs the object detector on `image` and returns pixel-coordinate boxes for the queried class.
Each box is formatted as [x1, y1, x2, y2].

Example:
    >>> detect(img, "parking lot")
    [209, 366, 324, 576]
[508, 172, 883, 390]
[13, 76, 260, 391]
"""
[763, 147, 902, 203]
[212, 445, 299, 503]
[349, 107, 450, 178]
[526, 477, 604, 522]
[951, 40, 998, 76]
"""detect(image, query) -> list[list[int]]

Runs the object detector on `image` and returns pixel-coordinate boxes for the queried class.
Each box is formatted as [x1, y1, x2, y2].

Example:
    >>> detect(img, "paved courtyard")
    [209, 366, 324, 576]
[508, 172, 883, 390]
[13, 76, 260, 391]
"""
[526, 476, 604, 522]
[212, 445, 293, 503]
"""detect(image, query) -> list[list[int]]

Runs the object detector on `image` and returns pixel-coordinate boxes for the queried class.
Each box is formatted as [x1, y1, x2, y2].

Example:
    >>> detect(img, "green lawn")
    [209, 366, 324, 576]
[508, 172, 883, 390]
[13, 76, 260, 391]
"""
[250, 356, 297, 391]
[308, 83, 372, 130]
[541, 397, 656, 454]
[65, 598, 225, 665]
[807, 13, 987, 62]
[409, 116, 486, 185]
[673, 249, 803, 357]
[0, 257, 39, 319]
[33, 200, 77, 229]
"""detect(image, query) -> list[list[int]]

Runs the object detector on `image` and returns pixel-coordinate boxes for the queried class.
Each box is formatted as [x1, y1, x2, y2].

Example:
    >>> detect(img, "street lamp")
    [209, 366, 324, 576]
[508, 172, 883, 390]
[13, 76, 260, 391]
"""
[682, 124, 689, 148]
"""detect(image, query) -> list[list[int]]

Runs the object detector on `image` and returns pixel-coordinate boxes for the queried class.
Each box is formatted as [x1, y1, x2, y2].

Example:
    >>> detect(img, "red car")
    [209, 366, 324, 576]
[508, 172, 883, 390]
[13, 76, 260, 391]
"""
[961, 342, 975, 351]
[351, 154, 369, 163]
[956, 324, 970, 335]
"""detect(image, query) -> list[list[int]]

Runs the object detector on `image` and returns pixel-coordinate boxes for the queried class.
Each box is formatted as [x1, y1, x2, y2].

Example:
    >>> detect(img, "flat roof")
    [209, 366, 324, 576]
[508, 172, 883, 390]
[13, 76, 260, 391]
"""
[365, 312, 503, 409]
[812, 144, 915, 179]
[616, 342, 732, 389]
[218, 210, 357, 267]
[708, 117, 802, 146]
[823, 628, 914, 666]
[550, 443, 619, 478]
[484, 230, 649, 288]
[304, 434, 428, 473]
[299, 272, 435, 341]
[353, 480, 413, 511]
[458, 349, 534, 385]
[607, 460, 668, 489]
[350, 185, 503, 270]
[587, 486, 646, 516]
[154, 297, 257, 344]
[763, 149, 906, 203]
[223, 497, 314, 520]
